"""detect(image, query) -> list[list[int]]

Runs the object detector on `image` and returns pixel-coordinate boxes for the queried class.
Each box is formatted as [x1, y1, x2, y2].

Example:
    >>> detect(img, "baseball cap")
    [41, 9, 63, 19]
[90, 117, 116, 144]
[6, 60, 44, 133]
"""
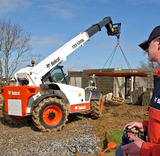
[139, 25, 160, 50]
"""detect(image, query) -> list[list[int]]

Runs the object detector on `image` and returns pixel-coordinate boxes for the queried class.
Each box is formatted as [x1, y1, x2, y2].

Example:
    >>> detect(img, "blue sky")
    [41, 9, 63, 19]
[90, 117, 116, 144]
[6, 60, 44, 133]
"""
[1, 0, 160, 73]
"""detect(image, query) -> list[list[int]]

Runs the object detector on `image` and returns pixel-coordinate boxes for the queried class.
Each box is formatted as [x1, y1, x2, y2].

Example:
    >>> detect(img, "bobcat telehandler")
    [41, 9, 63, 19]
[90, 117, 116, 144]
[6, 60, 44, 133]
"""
[1, 17, 121, 132]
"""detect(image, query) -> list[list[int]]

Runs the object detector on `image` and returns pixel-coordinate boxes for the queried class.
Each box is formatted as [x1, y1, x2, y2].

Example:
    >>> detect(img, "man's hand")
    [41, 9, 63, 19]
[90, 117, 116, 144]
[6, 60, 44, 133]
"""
[124, 121, 146, 132]
[121, 135, 144, 156]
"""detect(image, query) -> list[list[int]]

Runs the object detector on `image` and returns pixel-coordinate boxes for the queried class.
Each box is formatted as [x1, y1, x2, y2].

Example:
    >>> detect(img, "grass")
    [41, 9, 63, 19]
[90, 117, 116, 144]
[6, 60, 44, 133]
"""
[106, 129, 123, 146]
[98, 129, 124, 149]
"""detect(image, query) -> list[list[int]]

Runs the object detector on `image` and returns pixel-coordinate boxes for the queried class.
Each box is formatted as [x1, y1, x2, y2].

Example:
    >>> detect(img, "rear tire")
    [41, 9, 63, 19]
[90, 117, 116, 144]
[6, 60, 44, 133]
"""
[32, 97, 68, 132]
[90, 93, 103, 119]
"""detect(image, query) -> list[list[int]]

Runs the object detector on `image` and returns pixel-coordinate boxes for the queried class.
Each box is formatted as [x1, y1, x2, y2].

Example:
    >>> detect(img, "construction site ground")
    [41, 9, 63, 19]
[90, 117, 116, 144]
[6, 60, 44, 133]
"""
[0, 97, 148, 156]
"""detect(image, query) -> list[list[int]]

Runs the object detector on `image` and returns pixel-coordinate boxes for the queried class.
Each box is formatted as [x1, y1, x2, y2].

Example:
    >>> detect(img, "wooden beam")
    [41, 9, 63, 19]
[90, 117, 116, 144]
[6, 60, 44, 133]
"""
[86, 71, 147, 77]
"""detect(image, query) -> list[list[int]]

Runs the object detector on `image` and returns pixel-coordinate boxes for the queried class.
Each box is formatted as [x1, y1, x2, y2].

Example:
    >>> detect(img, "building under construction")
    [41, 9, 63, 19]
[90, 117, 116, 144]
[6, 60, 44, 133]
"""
[66, 68, 155, 105]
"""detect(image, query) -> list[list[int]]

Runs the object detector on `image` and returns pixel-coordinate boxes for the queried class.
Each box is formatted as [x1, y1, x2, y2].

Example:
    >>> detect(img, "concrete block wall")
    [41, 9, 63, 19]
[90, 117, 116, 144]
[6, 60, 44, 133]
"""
[96, 76, 114, 95]
[131, 87, 153, 105]
[131, 90, 142, 105]
[142, 91, 153, 106]
[134, 70, 154, 89]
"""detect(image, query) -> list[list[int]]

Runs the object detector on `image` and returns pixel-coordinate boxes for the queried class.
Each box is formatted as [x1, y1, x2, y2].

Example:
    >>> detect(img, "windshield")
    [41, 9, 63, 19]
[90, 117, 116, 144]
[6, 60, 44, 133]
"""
[43, 66, 67, 84]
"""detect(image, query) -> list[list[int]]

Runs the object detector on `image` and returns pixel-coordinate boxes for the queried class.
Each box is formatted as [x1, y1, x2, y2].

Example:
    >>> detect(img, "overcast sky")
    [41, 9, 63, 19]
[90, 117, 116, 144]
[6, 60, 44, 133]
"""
[1, 0, 160, 73]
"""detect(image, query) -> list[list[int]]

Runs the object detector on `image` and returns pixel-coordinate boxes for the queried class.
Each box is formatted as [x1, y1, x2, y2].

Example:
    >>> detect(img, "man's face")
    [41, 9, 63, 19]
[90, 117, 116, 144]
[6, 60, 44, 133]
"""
[146, 38, 160, 62]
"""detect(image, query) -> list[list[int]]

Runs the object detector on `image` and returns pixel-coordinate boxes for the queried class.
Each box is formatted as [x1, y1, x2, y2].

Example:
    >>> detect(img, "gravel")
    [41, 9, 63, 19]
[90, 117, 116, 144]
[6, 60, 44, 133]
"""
[0, 115, 101, 156]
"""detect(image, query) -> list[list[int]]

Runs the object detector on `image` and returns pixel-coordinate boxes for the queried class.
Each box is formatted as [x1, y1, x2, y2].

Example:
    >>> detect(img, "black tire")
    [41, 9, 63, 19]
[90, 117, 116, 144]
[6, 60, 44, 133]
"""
[32, 97, 68, 132]
[90, 93, 103, 119]
[2, 103, 31, 126]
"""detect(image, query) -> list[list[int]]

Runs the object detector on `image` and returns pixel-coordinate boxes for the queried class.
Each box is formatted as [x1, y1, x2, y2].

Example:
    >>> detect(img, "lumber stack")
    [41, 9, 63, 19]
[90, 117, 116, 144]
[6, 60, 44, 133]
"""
[109, 97, 125, 105]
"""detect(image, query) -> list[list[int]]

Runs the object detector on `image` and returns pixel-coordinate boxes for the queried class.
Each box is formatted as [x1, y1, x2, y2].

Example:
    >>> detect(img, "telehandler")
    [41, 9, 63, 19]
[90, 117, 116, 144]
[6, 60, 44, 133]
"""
[1, 17, 121, 132]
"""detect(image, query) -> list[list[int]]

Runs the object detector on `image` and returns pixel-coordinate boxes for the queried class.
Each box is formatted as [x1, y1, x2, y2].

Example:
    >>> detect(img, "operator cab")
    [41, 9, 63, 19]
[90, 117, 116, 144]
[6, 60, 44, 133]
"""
[42, 66, 67, 84]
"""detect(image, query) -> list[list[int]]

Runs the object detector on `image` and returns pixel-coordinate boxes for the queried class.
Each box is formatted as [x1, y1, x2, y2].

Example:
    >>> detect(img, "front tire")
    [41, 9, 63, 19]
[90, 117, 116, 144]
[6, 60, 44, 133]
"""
[32, 97, 68, 132]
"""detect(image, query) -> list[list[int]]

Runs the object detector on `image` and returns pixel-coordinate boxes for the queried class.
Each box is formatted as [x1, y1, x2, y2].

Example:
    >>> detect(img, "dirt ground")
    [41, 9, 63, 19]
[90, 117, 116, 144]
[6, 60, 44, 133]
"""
[0, 99, 148, 156]
[88, 100, 148, 156]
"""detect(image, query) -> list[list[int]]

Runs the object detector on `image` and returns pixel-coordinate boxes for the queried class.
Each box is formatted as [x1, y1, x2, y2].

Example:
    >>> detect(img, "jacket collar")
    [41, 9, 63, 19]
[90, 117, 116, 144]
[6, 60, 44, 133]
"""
[156, 67, 160, 77]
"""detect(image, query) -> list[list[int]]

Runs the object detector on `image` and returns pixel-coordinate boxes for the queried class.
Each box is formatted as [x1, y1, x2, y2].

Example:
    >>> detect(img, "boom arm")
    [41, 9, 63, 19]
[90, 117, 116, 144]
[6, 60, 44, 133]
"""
[15, 16, 121, 86]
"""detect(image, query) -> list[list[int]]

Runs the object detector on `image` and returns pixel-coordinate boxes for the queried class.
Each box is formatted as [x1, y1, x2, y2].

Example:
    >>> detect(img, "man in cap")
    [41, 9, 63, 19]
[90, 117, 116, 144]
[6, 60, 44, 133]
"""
[121, 26, 160, 156]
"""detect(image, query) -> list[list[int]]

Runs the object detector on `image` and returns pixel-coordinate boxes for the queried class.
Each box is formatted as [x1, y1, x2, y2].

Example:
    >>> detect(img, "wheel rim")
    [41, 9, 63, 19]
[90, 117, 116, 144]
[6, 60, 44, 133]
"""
[42, 105, 62, 126]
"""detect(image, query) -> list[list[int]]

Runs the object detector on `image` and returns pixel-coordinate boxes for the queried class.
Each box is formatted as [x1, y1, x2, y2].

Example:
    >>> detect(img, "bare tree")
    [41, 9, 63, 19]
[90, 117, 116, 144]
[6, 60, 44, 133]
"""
[21, 53, 44, 66]
[0, 19, 32, 86]
[139, 60, 159, 70]
[138, 51, 159, 70]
